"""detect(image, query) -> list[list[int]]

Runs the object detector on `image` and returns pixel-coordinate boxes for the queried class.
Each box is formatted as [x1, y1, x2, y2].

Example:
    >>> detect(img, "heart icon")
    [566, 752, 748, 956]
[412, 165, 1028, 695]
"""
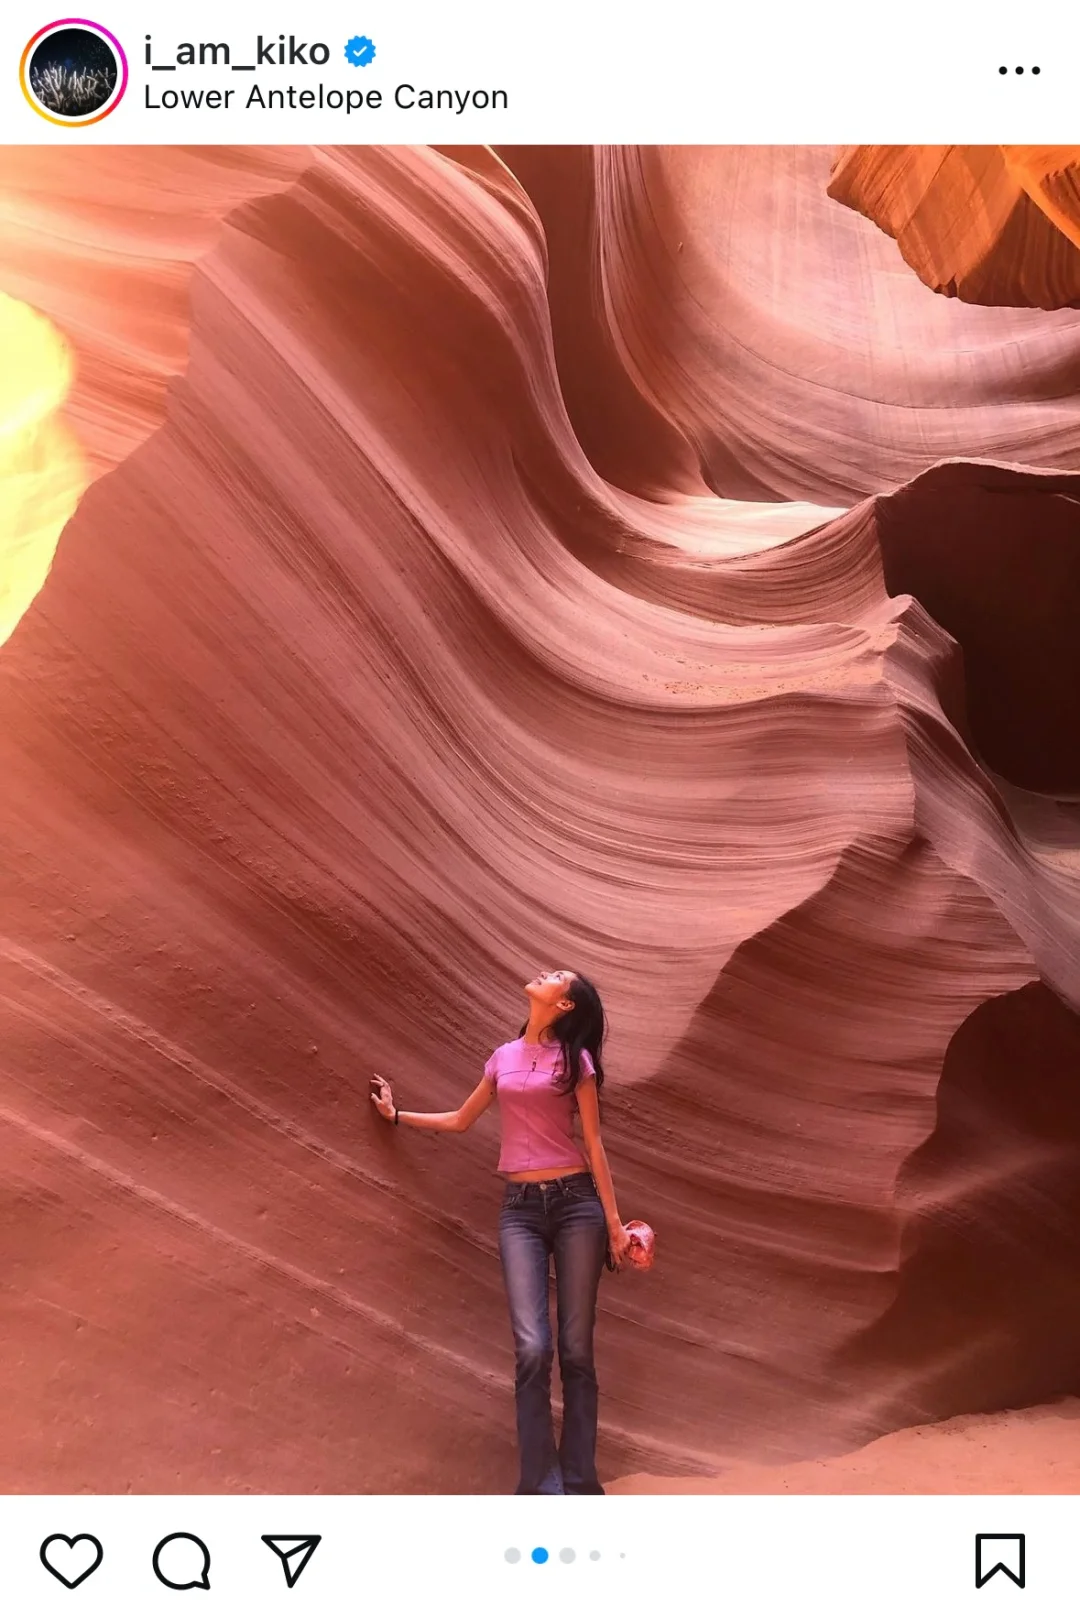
[40, 1534, 104, 1589]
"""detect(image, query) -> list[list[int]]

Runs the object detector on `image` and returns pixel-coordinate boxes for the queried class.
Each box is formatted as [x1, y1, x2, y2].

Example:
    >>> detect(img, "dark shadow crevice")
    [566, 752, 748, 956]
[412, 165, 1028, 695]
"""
[840, 981, 1080, 1423]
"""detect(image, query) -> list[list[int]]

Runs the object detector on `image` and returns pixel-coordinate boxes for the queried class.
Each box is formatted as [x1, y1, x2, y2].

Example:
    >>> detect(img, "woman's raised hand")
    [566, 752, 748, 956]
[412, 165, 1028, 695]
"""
[369, 1075, 396, 1122]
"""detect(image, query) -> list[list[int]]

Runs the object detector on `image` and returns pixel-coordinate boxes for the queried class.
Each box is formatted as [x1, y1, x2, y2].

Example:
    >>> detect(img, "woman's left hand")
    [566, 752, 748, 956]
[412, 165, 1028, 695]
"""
[607, 1221, 633, 1270]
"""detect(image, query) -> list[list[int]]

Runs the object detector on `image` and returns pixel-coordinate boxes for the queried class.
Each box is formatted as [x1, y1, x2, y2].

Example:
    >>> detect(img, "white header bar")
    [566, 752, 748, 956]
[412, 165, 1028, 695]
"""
[1, 0, 1077, 143]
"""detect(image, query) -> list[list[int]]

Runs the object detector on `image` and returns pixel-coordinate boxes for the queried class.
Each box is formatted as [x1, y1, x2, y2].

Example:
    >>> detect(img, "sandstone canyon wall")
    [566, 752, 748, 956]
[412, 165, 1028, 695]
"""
[0, 145, 1079, 1492]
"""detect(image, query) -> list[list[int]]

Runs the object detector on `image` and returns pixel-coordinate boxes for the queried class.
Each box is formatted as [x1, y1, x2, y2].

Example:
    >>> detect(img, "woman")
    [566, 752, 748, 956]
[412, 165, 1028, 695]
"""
[371, 967, 632, 1495]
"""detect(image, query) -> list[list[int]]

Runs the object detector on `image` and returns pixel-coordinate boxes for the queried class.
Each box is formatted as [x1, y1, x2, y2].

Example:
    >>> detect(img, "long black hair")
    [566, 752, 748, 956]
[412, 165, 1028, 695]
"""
[518, 971, 606, 1095]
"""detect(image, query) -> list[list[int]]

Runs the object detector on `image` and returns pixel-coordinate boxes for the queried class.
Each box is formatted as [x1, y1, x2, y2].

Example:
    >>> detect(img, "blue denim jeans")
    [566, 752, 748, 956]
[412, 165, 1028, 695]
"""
[498, 1172, 608, 1495]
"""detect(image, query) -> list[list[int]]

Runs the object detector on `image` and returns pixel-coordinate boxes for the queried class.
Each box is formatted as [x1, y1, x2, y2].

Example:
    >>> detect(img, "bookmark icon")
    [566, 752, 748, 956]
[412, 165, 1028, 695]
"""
[975, 1534, 1025, 1589]
[261, 1536, 322, 1589]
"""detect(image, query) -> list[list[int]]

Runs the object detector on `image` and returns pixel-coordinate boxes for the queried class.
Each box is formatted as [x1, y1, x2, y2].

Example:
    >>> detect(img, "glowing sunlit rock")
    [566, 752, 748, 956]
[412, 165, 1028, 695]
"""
[0, 292, 84, 645]
[829, 145, 1080, 309]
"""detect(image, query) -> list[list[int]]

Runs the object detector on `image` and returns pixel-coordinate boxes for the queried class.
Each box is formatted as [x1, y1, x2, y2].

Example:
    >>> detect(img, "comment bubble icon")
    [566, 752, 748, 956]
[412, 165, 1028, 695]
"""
[152, 1533, 211, 1591]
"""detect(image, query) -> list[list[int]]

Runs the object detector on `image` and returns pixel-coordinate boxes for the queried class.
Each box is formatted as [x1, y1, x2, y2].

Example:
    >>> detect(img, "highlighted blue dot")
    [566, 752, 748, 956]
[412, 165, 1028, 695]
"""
[532, 1547, 549, 1565]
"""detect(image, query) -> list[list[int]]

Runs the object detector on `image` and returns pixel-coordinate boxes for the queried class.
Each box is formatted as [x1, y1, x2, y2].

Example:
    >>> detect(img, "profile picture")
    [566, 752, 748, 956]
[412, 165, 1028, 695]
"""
[20, 19, 128, 125]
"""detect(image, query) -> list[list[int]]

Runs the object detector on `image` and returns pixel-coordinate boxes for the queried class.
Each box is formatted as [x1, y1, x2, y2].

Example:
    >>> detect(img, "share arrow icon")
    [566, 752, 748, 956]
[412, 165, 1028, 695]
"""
[261, 1535, 322, 1589]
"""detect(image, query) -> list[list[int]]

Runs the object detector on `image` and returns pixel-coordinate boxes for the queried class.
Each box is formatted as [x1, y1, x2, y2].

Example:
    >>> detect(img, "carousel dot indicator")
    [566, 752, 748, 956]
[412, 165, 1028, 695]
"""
[560, 1548, 576, 1563]
[531, 1547, 549, 1564]
[590, 1550, 601, 1560]
[504, 1548, 521, 1564]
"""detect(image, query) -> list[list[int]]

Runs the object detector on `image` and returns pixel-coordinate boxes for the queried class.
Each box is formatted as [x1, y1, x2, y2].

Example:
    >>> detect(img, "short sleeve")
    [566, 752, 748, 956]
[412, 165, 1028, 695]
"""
[578, 1049, 597, 1080]
[484, 1049, 500, 1085]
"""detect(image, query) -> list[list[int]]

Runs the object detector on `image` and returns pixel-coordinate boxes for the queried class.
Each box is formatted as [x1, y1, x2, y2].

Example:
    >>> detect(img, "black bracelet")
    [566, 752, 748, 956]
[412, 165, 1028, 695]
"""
[394, 1109, 400, 1126]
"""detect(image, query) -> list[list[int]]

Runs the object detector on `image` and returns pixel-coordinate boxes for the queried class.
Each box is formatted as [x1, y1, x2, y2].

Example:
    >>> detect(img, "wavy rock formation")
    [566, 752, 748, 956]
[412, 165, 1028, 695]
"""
[0, 145, 1078, 1492]
[0, 146, 307, 478]
[830, 145, 1080, 309]
[523, 146, 1080, 501]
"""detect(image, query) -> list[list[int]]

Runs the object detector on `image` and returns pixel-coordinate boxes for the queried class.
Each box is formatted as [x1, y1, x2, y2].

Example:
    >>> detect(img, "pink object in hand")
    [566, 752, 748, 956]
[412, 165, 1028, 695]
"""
[625, 1220, 655, 1270]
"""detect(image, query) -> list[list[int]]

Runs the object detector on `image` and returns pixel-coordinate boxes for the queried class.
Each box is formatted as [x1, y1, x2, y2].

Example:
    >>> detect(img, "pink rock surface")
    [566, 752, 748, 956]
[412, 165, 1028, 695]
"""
[0, 147, 306, 476]
[0, 145, 1078, 1492]
[609, 1399, 1080, 1494]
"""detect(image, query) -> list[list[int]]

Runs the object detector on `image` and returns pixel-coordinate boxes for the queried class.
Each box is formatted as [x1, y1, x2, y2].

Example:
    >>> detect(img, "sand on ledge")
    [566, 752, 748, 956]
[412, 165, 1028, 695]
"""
[608, 1400, 1080, 1494]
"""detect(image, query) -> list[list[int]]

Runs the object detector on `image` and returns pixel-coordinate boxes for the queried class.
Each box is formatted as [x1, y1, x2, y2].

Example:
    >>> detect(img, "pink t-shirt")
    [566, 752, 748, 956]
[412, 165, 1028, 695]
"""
[484, 1038, 596, 1175]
